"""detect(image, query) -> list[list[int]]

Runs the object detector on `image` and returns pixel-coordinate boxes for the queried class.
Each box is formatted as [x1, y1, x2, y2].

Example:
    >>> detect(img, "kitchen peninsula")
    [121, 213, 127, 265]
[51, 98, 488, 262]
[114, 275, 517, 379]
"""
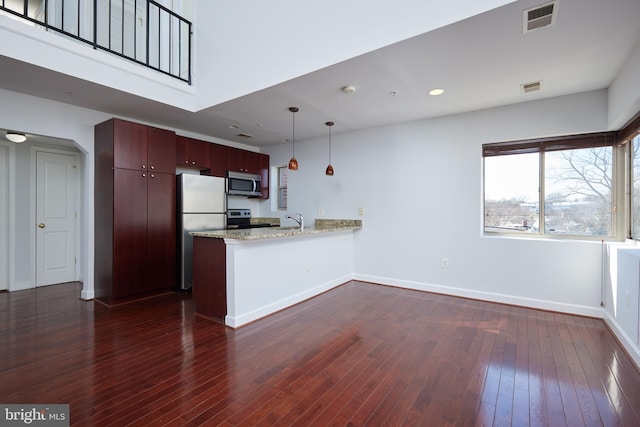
[191, 219, 362, 328]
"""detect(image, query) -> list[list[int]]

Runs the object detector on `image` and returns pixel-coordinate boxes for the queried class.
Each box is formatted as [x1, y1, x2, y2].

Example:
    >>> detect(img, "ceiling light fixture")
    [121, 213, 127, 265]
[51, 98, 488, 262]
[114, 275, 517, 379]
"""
[5, 132, 26, 143]
[429, 88, 445, 96]
[325, 121, 335, 176]
[288, 107, 299, 170]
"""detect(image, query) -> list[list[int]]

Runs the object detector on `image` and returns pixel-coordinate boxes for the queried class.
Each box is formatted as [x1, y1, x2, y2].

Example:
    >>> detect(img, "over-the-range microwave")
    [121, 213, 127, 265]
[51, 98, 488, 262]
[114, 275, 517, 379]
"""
[227, 171, 262, 197]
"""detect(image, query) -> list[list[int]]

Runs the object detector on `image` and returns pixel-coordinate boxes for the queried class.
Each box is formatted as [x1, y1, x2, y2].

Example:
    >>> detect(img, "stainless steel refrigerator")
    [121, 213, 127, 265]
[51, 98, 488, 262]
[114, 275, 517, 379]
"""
[177, 174, 227, 290]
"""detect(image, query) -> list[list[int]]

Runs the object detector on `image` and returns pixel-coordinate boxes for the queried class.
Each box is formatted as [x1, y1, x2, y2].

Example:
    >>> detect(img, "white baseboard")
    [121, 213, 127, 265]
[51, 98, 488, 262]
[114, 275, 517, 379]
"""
[602, 314, 640, 369]
[226, 274, 352, 328]
[354, 274, 605, 318]
[81, 288, 94, 300]
[10, 280, 33, 292]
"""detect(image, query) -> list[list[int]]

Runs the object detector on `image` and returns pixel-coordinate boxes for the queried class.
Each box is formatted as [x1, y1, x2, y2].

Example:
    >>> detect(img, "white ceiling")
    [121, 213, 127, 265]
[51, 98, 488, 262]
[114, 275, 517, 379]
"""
[1, 0, 640, 148]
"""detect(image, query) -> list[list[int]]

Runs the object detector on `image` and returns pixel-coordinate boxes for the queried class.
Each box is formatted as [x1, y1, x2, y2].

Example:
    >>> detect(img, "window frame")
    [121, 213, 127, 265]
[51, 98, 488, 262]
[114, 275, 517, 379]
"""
[483, 131, 619, 240]
[277, 166, 288, 210]
[621, 112, 640, 240]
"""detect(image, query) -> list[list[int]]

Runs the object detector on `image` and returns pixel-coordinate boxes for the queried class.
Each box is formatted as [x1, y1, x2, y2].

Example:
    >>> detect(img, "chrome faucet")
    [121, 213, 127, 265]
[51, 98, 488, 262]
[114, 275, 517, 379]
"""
[286, 213, 304, 231]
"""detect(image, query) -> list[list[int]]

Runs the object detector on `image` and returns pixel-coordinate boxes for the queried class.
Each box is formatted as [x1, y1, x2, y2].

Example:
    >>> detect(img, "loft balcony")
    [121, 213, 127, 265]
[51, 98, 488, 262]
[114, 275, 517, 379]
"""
[0, 0, 191, 84]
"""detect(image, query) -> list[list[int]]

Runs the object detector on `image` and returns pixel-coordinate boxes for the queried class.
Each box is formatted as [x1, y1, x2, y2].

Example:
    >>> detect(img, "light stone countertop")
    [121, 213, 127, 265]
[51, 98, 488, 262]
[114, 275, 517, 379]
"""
[190, 219, 362, 241]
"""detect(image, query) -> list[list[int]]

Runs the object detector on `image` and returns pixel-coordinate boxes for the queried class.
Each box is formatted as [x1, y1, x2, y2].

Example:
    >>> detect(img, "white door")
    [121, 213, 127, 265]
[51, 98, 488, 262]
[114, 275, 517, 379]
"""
[36, 151, 78, 286]
[0, 145, 8, 291]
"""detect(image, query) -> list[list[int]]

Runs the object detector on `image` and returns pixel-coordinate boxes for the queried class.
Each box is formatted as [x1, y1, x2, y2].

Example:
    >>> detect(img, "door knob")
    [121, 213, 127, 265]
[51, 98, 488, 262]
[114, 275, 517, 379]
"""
[38, 223, 45, 229]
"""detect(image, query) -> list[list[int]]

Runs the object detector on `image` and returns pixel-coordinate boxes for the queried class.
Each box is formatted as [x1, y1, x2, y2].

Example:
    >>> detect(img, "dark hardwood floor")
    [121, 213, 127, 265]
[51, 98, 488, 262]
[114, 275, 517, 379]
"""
[1, 281, 639, 426]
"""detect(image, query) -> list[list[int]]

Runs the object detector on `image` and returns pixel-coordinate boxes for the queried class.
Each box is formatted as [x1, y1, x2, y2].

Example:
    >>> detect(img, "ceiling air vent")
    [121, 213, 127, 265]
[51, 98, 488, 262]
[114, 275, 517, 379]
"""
[236, 133, 254, 139]
[523, 1, 557, 33]
[521, 81, 542, 93]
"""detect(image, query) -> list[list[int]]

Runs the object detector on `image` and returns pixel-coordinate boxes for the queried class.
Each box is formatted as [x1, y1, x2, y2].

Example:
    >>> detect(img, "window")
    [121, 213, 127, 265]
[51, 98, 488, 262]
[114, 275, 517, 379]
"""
[622, 112, 640, 240]
[277, 166, 288, 210]
[483, 132, 616, 237]
[631, 136, 640, 238]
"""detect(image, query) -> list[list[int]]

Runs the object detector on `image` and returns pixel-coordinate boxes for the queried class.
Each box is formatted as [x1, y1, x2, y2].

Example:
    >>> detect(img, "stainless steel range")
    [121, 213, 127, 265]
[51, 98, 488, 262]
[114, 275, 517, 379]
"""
[226, 209, 273, 229]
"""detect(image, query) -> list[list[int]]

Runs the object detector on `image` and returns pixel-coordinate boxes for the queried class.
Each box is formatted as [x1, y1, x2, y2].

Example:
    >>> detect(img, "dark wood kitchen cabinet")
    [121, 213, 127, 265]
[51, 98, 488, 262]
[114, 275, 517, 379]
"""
[226, 146, 260, 174]
[226, 147, 270, 199]
[176, 135, 211, 170]
[95, 118, 177, 305]
[208, 143, 227, 177]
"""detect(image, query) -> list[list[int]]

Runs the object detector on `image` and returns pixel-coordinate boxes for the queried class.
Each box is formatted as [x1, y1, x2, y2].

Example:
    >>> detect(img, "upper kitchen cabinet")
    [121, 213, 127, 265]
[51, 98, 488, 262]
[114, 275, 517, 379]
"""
[258, 153, 270, 200]
[209, 143, 227, 178]
[226, 147, 260, 174]
[226, 147, 270, 199]
[176, 136, 211, 170]
[109, 118, 175, 174]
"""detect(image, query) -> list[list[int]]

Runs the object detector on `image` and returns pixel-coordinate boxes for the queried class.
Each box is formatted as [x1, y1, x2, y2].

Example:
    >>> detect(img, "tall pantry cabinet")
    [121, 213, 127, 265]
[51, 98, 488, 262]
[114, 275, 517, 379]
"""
[95, 119, 177, 304]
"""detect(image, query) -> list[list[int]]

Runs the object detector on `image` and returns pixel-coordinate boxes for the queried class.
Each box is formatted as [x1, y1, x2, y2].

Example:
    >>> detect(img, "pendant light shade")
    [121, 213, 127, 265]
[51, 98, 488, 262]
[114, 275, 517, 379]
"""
[288, 107, 299, 170]
[325, 121, 334, 176]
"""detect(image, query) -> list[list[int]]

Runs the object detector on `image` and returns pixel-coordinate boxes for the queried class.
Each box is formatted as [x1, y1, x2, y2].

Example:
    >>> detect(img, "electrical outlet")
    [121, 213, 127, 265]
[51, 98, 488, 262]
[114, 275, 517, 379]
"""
[359, 207, 365, 215]
[625, 290, 630, 307]
[318, 208, 325, 217]
[441, 258, 449, 268]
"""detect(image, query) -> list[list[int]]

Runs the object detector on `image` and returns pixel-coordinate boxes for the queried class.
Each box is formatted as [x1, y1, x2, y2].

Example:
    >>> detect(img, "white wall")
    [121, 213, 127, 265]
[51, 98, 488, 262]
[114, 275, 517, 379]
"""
[260, 90, 610, 316]
[193, 0, 516, 109]
[0, 89, 107, 297]
[609, 39, 640, 129]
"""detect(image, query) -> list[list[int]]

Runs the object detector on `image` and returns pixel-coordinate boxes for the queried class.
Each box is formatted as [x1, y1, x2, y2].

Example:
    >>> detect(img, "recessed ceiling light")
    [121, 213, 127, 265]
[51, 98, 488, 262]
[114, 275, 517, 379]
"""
[429, 88, 445, 96]
[342, 85, 356, 94]
[227, 124, 239, 129]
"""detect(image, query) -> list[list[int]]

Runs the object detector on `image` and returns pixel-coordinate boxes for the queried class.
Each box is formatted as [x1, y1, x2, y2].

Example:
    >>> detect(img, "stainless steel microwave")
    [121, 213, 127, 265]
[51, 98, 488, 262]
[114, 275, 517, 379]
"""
[227, 171, 262, 197]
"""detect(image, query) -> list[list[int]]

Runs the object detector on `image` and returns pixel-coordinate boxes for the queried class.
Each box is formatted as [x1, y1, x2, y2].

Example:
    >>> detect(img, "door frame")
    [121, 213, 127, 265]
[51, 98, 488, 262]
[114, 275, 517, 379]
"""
[0, 141, 16, 291]
[30, 145, 81, 287]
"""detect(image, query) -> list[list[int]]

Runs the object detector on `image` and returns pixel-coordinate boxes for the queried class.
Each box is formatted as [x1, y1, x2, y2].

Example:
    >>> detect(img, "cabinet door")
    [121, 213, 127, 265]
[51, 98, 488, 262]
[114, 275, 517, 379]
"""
[113, 119, 148, 171]
[147, 172, 176, 292]
[226, 147, 244, 172]
[176, 136, 190, 167]
[113, 168, 148, 297]
[147, 127, 176, 174]
[243, 151, 260, 174]
[258, 153, 270, 199]
[189, 140, 211, 170]
[209, 143, 227, 177]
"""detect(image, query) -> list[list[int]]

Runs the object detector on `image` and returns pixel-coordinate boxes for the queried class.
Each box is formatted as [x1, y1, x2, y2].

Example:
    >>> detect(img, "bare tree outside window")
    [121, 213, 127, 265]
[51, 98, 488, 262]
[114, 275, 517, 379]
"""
[484, 143, 613, 237]
[545, 147, 612, 236]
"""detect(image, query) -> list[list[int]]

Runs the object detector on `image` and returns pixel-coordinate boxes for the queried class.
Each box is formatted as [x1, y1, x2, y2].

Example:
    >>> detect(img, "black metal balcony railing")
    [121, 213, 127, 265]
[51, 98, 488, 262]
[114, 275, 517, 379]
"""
[0, 0, 192, 84]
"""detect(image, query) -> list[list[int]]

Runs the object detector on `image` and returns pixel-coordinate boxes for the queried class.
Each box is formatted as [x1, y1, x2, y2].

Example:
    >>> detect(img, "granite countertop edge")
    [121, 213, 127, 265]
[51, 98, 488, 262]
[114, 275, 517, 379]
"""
[191, 219, 362, 241]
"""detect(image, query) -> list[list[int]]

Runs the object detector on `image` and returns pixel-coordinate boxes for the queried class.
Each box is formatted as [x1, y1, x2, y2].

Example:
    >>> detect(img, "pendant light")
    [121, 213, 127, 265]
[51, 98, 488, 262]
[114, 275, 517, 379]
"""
[288, 107, 299, 170]
[325, 121, 334, 176]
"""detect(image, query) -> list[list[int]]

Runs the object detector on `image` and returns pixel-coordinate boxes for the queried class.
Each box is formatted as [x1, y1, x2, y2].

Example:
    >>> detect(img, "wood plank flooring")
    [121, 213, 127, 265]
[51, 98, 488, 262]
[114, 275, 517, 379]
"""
[1, 281, 639, 426]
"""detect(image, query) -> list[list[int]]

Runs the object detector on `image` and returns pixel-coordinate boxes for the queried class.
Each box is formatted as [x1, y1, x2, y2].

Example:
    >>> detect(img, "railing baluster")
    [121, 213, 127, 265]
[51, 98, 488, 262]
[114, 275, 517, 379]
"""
[157, 6, 160, 71]
[145, 2, 149, 67]
[120, 0, 124, 54]
[133, 0, 137, 61]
